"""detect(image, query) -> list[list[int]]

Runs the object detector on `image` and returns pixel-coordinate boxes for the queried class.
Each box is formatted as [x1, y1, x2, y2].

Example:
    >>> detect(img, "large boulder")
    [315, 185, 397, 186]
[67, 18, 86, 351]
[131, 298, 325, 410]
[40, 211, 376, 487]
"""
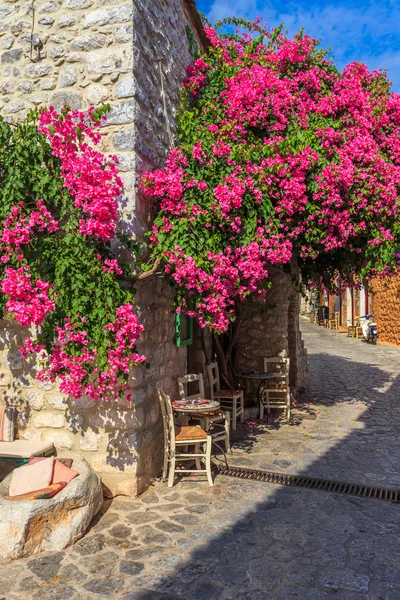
[0, 457, 103, 560]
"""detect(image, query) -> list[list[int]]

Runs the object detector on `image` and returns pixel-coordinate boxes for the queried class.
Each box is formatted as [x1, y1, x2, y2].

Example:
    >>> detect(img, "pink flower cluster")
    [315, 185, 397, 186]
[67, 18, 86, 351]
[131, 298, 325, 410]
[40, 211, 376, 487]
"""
[39, 107, 123, 241]
[0, 200, 58, 260]
[142, 22, 400, 328]
[36, 305, 145, 400]
[0, 107, 145, 401]
[1, 266, 55, 327]
[163, 239, 290, 331]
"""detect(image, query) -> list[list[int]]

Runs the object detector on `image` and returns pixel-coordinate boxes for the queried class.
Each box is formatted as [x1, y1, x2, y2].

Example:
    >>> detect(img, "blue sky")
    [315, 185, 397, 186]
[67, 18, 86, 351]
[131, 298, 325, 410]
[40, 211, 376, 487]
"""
[196, 0, 400, 91]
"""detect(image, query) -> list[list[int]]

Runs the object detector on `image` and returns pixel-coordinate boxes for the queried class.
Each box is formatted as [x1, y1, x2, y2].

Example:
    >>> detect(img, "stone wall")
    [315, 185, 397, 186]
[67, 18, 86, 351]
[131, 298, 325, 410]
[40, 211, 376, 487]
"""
[0, 0, 204, 495]
[370, 274, 400, 347]
[235, 265, 308, 400]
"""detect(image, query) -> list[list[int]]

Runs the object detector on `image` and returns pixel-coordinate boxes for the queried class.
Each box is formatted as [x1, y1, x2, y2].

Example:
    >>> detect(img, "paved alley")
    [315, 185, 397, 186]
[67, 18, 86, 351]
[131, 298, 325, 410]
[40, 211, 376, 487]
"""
[1, 319, 399, 600]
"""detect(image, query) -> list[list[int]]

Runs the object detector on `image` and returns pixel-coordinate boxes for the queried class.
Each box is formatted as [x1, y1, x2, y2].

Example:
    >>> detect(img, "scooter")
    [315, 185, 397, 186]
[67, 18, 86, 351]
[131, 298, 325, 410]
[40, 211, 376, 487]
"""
[359, 315, 378, 344]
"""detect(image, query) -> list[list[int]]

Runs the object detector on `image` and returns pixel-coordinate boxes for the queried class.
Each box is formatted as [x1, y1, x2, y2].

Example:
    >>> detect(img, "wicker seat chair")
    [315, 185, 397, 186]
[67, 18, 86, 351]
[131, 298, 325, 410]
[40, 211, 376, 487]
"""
[207, 362, 244, 431]
[158, 389, 213, 487]
[178, 373, 230, 452]
[260, 357, 291, 420]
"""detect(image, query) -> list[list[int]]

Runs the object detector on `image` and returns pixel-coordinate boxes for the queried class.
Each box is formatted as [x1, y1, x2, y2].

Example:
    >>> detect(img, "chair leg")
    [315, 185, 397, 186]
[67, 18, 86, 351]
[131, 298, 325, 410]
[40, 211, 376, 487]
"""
[205, 436, 213, 487]
[194, 443, 201, 470]
[168, 450, 176, 488]
[239, 392, 244, 423]
[224, 412, 230, 453]
[162, 444, 168, 482]
[232, 398, 237, 431]
[260, 395, 264, 420]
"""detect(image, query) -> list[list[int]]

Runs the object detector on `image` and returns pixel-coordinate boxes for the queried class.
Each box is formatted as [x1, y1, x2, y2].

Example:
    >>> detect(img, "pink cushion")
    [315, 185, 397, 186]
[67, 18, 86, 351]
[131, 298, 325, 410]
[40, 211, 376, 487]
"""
[29, 457, 73, 469]
[51, 460, 78, 485]
[8, 457, 54, 497]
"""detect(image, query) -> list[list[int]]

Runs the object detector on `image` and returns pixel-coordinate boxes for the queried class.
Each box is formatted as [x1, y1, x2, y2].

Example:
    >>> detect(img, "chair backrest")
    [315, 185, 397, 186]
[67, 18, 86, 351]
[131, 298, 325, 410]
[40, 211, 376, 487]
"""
[207, 362, 220, 401]
[264, 356, 290, 382]
[158, 389, 176, 447]
[177, 373, 205, 401]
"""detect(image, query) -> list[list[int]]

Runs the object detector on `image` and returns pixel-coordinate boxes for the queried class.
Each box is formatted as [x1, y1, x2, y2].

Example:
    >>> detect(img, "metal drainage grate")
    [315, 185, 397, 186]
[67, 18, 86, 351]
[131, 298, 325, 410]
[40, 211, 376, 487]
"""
[216, 464, 400, 503]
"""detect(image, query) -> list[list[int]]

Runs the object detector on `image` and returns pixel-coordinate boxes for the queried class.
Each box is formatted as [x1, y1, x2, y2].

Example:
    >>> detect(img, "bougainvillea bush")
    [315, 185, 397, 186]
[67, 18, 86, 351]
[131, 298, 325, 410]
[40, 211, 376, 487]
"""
[142, 20, 400, 334]
[0, 107, 144, 400]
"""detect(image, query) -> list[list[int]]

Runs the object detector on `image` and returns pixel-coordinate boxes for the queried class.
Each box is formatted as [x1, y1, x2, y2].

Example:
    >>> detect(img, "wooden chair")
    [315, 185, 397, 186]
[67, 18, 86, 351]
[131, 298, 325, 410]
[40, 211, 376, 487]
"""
[177, 373, 230, 452]
[158, 389, 213, 487]
[260, 357, 291, 420]
[334, 311, 340, 330]
[207, 362, 244, 431]
[328, 313, 336, 329]
[347, 319, 362, 339]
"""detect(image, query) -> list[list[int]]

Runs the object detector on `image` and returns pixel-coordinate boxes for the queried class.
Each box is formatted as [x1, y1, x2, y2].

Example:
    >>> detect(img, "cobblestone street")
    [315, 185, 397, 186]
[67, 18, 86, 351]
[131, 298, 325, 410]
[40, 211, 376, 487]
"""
[1, 319, 400, 600]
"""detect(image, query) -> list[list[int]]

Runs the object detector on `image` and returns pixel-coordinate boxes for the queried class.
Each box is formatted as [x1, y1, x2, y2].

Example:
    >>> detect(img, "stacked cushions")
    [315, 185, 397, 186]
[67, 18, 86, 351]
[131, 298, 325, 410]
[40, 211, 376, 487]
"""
[28, 456, 78, 484]
[7, 456, 78, 500]
[0, 406, 15, 442]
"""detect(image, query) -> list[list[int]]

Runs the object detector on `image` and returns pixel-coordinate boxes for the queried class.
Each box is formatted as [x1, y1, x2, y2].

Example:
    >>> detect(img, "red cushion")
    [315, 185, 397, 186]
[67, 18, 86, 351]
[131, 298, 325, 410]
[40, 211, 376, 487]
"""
[51, 459, 78, 485]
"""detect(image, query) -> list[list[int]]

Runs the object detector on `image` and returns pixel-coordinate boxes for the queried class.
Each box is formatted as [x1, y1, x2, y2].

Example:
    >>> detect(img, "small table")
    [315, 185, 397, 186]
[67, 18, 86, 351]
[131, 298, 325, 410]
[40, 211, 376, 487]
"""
[238, 371, 275, 403]
[172, 399, 221, 426]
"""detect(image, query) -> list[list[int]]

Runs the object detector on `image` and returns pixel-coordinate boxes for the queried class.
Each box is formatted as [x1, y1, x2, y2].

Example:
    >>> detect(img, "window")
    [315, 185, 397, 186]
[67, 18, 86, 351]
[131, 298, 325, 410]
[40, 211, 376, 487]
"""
[175, 310, 193, 347]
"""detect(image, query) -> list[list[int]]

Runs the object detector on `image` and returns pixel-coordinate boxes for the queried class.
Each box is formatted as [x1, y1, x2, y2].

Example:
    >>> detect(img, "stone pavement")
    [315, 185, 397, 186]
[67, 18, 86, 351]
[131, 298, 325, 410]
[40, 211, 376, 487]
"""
[1, 318, 400, 600]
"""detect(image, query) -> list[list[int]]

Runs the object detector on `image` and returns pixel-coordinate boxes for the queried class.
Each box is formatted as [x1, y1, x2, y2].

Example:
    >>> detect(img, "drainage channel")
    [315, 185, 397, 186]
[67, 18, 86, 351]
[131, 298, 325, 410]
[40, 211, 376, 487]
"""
[216, 464, 400, 503]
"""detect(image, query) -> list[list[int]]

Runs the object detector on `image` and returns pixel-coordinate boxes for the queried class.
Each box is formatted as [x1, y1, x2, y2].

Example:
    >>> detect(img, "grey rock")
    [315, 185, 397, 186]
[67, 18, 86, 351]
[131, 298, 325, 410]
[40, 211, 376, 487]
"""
[84, 5, 133, 28]
[40, 1, 58, 13]
[136, 525, 170, 546]
[66, 0, 93, 8]
[155, 520, 185, 534]
[50, 46, 65, 59]
[51, 91, 82, 110]
[319, 569, 370, 592]
[18, 80, 33, 93]
[38, 17, 55, 26]
[58, 563, 88, 582]
[1, 49, 23, 63]
[27, 552, 64, 580]
[178, 559, 218, 584]
[114, 126, 134, 151]
[73, 533, 105, 556]
[124, 546, 164, 560]
[71, 35, 106, 52]
[32, 583, 77, 600]
[80, 551, 119, 575]
[115, 77, 134, 99]
[125, 510, 160, 524]
[25, 62, 52, 78]
[85, 47, 133, 75]
[0, 81, 14, 95]
[120, 561, 145, 576]
[109, 524, 132, 538]
[83, 578, 124, 597]
[58, 15, 76, 27]
[60, 65, 77, 87]
[115, 25, 133, 44]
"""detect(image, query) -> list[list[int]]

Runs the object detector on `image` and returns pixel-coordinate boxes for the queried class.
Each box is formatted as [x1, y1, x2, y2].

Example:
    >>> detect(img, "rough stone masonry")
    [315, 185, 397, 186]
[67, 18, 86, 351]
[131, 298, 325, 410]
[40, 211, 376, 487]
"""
[0, 0, 206, 496]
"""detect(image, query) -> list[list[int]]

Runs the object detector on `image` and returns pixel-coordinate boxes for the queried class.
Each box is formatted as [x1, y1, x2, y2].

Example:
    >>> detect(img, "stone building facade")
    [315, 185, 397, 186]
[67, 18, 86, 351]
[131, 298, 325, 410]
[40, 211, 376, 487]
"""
[0, 0, 308, 495]
[370, 274, 400, 347]
[0, 0, 207, 496]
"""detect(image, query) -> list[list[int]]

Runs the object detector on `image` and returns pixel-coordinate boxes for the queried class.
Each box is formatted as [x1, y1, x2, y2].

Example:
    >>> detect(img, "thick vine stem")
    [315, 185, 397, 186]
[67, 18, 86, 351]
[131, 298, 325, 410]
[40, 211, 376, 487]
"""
[137, 257, 161, 280]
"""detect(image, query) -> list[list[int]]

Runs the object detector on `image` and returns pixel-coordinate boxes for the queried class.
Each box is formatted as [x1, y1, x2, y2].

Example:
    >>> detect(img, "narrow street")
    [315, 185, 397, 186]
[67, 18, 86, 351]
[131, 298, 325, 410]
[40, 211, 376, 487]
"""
[1, 319, 399, 600]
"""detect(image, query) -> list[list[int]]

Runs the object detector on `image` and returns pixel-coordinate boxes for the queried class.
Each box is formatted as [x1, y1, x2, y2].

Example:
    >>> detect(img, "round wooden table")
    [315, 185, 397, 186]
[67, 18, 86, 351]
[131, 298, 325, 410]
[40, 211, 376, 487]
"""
[238, 371, 275, 402]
